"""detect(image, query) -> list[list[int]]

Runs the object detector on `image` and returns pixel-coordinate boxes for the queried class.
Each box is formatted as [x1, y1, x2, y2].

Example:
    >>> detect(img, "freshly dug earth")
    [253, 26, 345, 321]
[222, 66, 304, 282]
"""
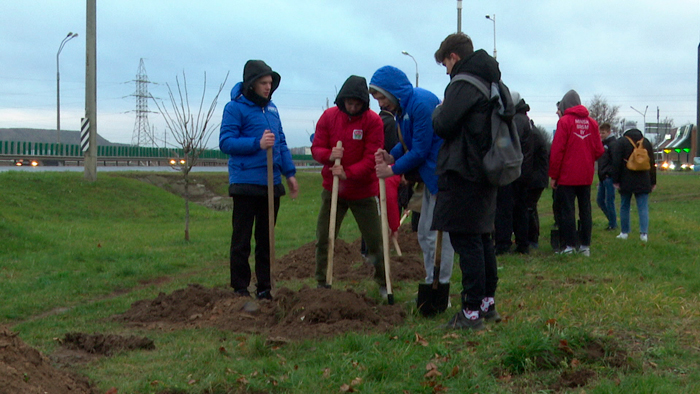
[274, 226, 425, 283]
[114, 284, 406, 341]
[112, 226, 424, 340]
[0, 327, 98, 394]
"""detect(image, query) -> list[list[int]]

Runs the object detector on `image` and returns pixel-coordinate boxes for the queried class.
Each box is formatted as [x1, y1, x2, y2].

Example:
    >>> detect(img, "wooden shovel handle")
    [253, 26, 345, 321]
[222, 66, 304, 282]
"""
[267, 146, 275, 271]
[432, 231, 443, 290]
[326, 140, 342, 286]
[379, 177, 394, 304]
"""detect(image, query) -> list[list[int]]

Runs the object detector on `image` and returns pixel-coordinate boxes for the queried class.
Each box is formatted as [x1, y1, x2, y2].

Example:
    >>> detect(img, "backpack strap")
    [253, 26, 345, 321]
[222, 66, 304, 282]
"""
[450, 73, 490, 98]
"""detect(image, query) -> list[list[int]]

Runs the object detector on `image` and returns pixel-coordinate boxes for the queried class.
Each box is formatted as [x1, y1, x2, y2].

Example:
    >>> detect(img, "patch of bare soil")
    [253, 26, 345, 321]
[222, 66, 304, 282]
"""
[274, 227, 425, 283]
[0, 327, 98, 394]
[113, 284, 405, 341]
[60, 332, 155, 356]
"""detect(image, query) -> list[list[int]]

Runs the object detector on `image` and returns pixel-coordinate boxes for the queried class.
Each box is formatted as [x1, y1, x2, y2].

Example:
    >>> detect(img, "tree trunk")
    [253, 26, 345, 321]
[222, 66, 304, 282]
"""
[184, 172, 190, 241]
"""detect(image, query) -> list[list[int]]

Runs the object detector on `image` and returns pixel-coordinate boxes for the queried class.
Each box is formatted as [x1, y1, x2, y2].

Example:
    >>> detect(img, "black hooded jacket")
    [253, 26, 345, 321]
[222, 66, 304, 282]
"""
[513, 99, 534, 184]
[432, 49, 505, 183]
[431, 49, 508, 234]
[334, 75, 370, 116]
[242, 60, 281, 107]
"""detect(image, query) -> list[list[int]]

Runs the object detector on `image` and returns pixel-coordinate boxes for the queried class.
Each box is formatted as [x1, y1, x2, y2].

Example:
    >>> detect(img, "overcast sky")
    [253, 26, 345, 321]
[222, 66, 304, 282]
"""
[1, 0, 699, 148]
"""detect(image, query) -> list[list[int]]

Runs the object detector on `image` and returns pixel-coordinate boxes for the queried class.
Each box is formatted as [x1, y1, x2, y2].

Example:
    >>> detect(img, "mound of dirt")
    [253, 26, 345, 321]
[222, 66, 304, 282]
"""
[0, 327, 97, 394]
[274, 228, 425, 283]
[113, 284, 405, 341]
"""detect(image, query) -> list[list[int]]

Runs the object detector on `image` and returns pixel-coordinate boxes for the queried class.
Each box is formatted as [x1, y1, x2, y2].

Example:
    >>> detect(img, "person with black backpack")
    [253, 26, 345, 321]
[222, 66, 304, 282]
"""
[494, 92, 535, 255]
[431, 33, 513, 331]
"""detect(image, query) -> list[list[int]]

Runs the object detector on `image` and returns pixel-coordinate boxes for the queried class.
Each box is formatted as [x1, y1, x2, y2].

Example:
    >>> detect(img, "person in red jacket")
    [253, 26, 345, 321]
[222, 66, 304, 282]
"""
[312, 75, 386, 294]
[549, 90, 604, 256]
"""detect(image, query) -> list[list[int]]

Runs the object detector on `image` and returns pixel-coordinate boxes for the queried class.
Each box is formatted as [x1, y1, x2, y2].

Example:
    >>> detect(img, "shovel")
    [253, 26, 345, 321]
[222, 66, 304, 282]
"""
[325, 141, 343, 287]
[267, 144, 275, 271]
[417, 231, 450, 317]
[379, 177, 394, 305]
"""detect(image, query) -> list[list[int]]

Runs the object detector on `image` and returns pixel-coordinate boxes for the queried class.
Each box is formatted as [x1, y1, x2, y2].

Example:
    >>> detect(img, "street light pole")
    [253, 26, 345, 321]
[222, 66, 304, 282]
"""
[401, 51, 419, 87]
[630, 105, 648, 135]
[485, 14, 497, 60]
[57, 32, 78, 145]
[457, 0, 462, 33]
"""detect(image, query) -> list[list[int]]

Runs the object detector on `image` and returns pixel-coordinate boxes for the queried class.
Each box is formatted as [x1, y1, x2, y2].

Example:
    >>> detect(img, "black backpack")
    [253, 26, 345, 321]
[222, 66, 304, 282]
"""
[450, 74, 523, 186]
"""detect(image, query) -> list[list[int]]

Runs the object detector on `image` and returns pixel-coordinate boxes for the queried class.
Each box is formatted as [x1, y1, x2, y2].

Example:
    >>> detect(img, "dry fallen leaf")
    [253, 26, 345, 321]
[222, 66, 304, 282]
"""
[340, 383, 354, 392]
[351, 377, 362, 385]
[415, 333, 429, 347]
[424, 369, 443, 379]
[236, 376, 249, 384]
[323, 368, 331, 378]
[187, 379, 197, 385]
[426, 362, 438, 371]
[449, 365, 459, 377]
[105, 388, 118, 394]
[546, 318, 557, 327]
[558, 339, 573, 354]
[571, 358, 581, 368]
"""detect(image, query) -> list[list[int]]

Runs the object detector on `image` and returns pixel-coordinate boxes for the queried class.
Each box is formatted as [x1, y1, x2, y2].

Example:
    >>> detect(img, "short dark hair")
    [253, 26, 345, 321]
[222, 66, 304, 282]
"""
[600, 123, 611, 131]
[434, 33, 474, 64]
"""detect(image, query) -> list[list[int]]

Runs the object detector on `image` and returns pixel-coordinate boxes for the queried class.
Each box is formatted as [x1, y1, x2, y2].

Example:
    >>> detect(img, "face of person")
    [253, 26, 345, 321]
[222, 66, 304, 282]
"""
[371, 92, 396, 113]
[556, 109, 563, 119]
[344, 98, 364, 116]
[600, 129, 611, 140]
[253, 75, 273, 98]
[441, 53, 460, 75]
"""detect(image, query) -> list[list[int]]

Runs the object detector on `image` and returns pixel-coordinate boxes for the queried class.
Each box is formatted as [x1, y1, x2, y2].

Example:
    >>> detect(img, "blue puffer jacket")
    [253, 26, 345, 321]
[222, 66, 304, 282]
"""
[219, 82, 296, 187]
[369, 66, 442, 194]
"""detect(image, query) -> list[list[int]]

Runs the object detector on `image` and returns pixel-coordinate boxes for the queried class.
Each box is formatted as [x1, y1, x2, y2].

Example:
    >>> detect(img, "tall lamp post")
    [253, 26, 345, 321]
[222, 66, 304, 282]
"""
[485, 14, 497, 60]
[57, 32, 78, 145]
[457, 0, 462, 33]
[630, 105, 648, 135]
[401, 51, 419, 87]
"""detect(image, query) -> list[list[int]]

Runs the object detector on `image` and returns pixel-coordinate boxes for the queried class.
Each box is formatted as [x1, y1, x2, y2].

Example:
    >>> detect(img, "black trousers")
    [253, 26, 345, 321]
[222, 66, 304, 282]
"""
[526, 187, 545, 245]
[450, 232, 498, 312]
[495, 182, 529, 251]
[555, 185, 592, 248]
[230, 194, 280, 293]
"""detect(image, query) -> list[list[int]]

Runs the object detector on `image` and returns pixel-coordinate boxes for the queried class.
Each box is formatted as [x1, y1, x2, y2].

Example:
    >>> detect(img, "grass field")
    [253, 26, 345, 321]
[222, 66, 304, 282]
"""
[1, 170, 699, 393]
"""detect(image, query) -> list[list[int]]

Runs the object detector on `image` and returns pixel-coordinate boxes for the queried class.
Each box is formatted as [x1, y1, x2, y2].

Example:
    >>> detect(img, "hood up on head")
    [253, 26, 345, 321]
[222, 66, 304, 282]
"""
[241, 60, 281, 107]
[334, 75, 370, 116]
[558, 90, 581, 113]
[369, 66, 413, 112]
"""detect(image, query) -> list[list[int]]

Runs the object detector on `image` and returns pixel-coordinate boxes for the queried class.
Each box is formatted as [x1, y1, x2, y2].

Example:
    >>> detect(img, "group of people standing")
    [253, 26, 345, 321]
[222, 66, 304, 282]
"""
[217, 32, 656, 331]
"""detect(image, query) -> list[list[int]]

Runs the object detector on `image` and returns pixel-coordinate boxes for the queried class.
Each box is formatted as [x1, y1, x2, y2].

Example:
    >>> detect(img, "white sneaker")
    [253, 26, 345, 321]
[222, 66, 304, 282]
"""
[557, 246, 576, 255]
[616, 233, 628, 240]
[640, 233, 648, 242]
[579, 246, 590, 257]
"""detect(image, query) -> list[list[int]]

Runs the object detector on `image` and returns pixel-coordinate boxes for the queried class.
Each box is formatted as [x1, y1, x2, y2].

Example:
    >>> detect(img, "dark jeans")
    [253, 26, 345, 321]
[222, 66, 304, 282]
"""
[450, 232, 498, 312]
[596, 177, 617, 228]
[230, 194, 280, 293]
[526, 187, 544, 245]
[555, 185, 592, 248]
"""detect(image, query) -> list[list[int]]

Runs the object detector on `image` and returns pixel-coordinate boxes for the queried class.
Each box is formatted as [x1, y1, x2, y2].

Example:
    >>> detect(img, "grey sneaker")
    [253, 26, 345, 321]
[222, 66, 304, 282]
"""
[579, 246, 590, 257]
[379, 286, 388, 300]
[443, 311, 485, 331]
[481, 305, 502, 322]
[640, 233, 648, 242]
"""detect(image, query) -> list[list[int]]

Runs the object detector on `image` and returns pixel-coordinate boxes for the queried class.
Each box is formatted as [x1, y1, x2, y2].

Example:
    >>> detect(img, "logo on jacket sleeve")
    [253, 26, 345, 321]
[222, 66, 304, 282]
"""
[353, 129, 363, 140]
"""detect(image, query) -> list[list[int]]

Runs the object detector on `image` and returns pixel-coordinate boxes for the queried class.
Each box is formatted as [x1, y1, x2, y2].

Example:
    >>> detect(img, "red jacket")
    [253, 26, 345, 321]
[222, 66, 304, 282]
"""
[549, 105, 604, 186]
[312, 106, 384, 200]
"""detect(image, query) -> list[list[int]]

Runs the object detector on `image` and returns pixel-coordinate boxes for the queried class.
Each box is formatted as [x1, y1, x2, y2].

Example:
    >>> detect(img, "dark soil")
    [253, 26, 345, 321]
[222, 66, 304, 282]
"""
[60, 332, 155, 356]
[0, 327, 98, 394]
[113, 284, 406, 341]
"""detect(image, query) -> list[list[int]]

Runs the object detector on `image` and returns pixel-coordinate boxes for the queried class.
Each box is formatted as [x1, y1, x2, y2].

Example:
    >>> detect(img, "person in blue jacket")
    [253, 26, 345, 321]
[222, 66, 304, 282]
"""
[370, 65, 455, 287]
[219, 60, 298, 300]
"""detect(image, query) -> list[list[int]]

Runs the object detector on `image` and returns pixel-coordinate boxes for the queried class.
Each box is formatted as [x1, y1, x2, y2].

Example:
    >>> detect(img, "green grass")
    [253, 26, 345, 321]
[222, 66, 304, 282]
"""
[2, 170, 700, 393]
